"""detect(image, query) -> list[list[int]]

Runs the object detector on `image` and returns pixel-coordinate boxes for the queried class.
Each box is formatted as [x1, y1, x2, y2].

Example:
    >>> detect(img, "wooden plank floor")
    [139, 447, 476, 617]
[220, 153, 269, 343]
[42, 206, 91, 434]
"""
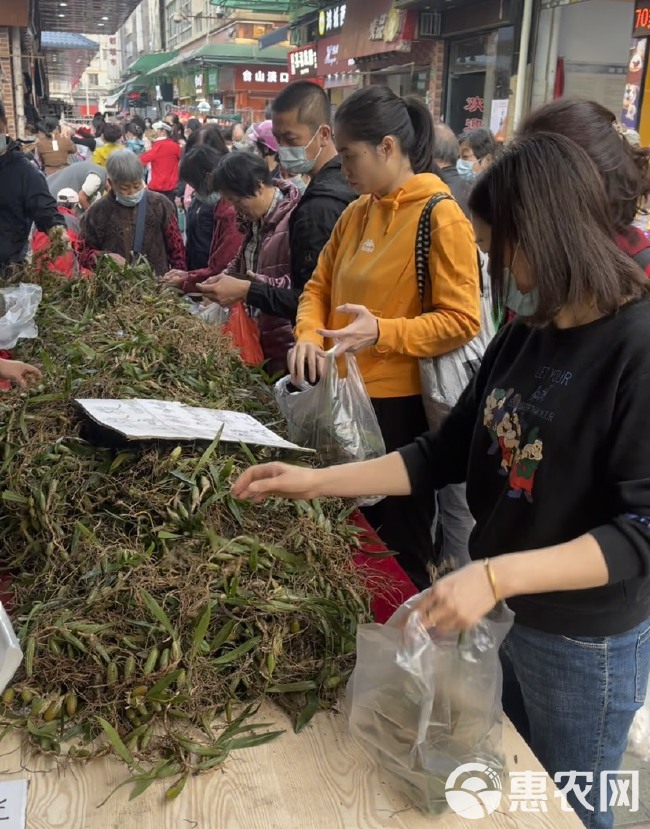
[0, 705, 584, 829]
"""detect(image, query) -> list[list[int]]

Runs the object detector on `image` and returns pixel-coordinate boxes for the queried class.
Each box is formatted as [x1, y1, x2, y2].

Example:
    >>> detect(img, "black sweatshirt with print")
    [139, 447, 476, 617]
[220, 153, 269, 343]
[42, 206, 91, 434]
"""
[400, 299, 650, 636]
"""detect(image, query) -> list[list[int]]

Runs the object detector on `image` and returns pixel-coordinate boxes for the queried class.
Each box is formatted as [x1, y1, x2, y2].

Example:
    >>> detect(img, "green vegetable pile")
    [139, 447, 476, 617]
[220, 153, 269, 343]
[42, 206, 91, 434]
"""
[0, 261, 371, 800]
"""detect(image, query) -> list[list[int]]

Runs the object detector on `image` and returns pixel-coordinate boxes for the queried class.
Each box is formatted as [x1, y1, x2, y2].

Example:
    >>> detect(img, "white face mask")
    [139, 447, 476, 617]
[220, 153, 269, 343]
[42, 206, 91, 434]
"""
[504, 245, 538, 315]
[278, 127, 323, 175]
[116, 188, 145, 208]
[456, 159, 475, 181]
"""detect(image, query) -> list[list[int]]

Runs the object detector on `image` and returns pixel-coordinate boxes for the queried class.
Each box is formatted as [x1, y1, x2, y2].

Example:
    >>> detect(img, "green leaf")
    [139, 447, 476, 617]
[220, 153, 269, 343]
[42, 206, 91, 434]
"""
[128, 776, 157, 801]
[193, 428, 223, 479]
[191, 604, 212, 657]
[209, 619, 237, 652]
[1, 491, 28, 505]
[211, 636, 260, 666]
[295, 691, 320, 733]
[139, 589, 176, 638]
[146, 668, 183, 701]
[97, 717, 135, 766]
[225, 729, 285, 751]
[267, 681, 318, 694]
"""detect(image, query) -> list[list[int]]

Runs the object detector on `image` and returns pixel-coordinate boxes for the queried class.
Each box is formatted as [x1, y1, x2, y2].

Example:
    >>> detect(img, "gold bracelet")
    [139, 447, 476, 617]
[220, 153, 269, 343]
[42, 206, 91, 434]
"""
[484, 558, 500, 604]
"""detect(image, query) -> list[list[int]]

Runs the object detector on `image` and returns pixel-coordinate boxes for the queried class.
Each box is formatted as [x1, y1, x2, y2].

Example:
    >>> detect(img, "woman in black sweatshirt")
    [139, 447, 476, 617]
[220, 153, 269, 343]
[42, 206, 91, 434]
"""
[232, 133, 650, 829]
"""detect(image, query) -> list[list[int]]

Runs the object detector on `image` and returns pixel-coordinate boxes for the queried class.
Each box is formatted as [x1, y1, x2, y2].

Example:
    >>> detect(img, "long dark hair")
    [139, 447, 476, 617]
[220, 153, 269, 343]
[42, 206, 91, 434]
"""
[185, 124, 228, 154]
[180, 145, 226, 192]
[334, 85, 434, 174]
[458, 127, 499, 161]
[519, 98, 650, 232]
[469, 132, 649, 325]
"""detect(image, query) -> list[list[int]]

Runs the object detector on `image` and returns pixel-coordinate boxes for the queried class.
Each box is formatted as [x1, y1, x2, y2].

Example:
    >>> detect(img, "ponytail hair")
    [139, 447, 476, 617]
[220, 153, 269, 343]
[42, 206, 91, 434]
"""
[334, 85, 434, 174]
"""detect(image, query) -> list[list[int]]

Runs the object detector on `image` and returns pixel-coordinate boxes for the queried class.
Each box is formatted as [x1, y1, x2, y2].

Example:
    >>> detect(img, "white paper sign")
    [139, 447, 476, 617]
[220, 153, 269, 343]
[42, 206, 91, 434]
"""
[75, 399, 312, 452]
[489, 99, 509, 136]
[0, 780, 29, 828]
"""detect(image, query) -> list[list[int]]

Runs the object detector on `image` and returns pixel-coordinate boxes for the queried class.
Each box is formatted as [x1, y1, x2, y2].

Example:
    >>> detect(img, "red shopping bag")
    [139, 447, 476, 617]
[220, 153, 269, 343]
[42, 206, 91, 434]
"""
[347, 510, 419, 623]
[222, 302, 264, 366]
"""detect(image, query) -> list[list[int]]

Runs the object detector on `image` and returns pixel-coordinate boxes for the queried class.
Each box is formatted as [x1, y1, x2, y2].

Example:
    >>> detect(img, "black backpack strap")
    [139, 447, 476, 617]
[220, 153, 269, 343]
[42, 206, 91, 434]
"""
[415, 193, 454, 311]
[132, 190, 148, 256]
[632, 245, 650, 273]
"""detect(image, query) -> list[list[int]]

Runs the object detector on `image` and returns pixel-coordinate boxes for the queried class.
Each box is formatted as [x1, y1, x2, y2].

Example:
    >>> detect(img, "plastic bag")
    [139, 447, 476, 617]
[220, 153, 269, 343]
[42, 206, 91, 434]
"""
[419, 251, 496, 431]
[347, 593, 514, 814]
[274, 349, 385, 465]
[628, 692, 650, 761]
[222, 301, 264, 366]
[0, 603, 22, 695]
[196, 301, 229, 325]
[0, 284, 43, 350]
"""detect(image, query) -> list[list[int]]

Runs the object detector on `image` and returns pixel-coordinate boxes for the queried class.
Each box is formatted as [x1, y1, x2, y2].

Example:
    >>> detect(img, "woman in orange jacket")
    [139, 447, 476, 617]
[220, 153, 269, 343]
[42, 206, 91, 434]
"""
[290, 85, 481, 586]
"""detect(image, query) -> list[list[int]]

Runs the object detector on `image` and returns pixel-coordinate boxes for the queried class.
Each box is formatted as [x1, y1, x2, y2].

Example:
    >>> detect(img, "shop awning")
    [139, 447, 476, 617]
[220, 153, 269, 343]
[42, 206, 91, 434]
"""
[258, 25, 289, 49]
[37, 0, 143, 36]
[124, 51, 179, 77]
[147, 43, 289, 74]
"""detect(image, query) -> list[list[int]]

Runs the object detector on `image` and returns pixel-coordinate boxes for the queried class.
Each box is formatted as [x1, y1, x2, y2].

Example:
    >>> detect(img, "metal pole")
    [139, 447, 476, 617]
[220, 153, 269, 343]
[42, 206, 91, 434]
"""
[11, 27, 25, 136]
[85, 73, 90, 118]
[512, 0, 534, 130]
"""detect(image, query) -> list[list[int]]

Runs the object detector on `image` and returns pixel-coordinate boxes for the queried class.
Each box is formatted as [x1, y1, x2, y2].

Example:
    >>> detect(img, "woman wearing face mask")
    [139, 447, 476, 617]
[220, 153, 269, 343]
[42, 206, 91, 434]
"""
[162, 146, 242, 294]
[197, 152, 302, 375]
[77, 150, 186, 276]
[250, 121, 282, 180]
[286, 85, 480, 587]
[456, 127, 499, 181]
[124, 122, 145, 156]
[232, 133, 650, 829]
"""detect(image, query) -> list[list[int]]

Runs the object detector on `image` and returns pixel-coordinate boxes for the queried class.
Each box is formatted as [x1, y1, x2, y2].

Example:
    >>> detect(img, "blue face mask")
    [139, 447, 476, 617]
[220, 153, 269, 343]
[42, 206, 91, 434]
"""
[504, 269, 538, 316]
[115, 187, 145, 208]
[456, 159, 476, 181]
[194, 191, 220, 206]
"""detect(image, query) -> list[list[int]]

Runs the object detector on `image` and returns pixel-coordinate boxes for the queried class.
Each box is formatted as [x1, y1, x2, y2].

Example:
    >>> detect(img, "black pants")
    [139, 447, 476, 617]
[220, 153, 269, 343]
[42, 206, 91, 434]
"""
[361, 395, 436, 590]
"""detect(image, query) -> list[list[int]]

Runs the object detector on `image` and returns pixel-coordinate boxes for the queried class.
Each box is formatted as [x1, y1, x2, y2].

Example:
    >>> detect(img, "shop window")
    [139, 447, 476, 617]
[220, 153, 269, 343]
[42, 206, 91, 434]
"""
[380, 69, 430, 101]
[87, 73, 99, 87]
[446, 27, 514, 137]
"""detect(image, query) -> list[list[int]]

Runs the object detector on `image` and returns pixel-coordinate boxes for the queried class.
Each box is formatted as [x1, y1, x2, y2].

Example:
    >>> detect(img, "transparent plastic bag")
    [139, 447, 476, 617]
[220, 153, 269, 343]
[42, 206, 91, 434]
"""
[0, 284, 43, 350]
[346, 592, 514, 814]
[196, 301, 229, 326]
[0, 603, 22, 695]
[274, 349, 385, 465]
[628, 691, 650, 761]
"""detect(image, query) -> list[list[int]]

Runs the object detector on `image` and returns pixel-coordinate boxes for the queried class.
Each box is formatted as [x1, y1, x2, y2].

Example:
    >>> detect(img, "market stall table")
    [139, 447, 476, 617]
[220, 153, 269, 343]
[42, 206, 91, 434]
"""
[0, 704, 584, 829]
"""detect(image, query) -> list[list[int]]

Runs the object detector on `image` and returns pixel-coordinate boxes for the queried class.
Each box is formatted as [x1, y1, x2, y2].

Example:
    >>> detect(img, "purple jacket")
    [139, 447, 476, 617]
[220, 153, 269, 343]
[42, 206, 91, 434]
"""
[226, 179, 301, 374]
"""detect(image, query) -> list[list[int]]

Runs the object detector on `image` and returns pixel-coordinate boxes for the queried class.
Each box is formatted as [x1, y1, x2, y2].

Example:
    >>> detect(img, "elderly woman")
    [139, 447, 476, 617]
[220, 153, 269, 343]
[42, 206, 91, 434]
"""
[197, 151, 302, 374]
[77, 150, 186, 276]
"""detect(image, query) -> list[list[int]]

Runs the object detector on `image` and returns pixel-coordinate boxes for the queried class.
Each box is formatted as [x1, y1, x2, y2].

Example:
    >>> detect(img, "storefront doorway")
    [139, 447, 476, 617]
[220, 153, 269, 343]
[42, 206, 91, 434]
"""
[446, 27, 514, 135]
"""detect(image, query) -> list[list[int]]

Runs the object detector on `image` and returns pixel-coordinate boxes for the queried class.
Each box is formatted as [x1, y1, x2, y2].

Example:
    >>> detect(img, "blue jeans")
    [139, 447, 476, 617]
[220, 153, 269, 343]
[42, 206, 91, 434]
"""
[501, 619, 650, 829]
[433, 483, 474, 568]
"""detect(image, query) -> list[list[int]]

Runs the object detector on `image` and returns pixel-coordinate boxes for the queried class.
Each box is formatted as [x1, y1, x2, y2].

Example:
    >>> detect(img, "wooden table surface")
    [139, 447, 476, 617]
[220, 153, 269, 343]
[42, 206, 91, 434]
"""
[0, 704, 584, 829]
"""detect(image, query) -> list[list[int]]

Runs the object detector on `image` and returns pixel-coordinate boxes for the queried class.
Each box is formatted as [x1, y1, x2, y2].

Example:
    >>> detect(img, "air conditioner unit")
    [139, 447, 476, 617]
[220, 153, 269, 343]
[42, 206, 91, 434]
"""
[418, 11, 441, 37]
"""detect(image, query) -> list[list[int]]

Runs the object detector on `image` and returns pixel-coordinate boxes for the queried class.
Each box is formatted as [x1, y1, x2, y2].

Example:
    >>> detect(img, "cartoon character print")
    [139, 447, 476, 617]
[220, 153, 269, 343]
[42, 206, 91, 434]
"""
[508, 427, 544, 503]
[496, 411, 521, 475]
[484, 389, 543, 502]
[484, 388, 513, 455]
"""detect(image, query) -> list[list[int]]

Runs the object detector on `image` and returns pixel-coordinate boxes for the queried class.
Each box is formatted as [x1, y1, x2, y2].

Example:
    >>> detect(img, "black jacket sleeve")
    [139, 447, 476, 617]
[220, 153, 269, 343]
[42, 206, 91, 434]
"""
[23, 164, 65, 233]
[73, 134, 96, 152]
[290, 195, 348, 295]
[246, 281, 301, 321]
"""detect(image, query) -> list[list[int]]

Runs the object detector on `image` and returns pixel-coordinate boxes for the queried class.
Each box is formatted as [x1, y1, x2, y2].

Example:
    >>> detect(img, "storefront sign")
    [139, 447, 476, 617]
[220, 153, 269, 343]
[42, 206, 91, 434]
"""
[172, 80, 180, 99]
[236, 66, 290, 91]
[463, 95, 485, 130]
[318, 3, 347, 37]
[289, 45, 318, 78]
[317, 35, 356, 76]
[621, 39, 647, 131]
[194, 73, 204, 92]
[339, 1, 416, 60]
[207, 70, 218, 92]
[633, 0, 650, 38]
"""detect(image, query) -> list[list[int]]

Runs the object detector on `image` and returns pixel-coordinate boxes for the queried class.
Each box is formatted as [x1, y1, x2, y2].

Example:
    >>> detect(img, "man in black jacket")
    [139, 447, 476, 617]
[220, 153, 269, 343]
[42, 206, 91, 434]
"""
[244, 81, 357, 325]
[0, 102, 65, 274]
[433, 123, 471, 219]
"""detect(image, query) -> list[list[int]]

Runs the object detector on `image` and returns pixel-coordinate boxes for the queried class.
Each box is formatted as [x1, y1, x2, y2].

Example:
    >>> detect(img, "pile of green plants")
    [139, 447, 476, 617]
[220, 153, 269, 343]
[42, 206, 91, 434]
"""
[0, 261, 370, 800]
